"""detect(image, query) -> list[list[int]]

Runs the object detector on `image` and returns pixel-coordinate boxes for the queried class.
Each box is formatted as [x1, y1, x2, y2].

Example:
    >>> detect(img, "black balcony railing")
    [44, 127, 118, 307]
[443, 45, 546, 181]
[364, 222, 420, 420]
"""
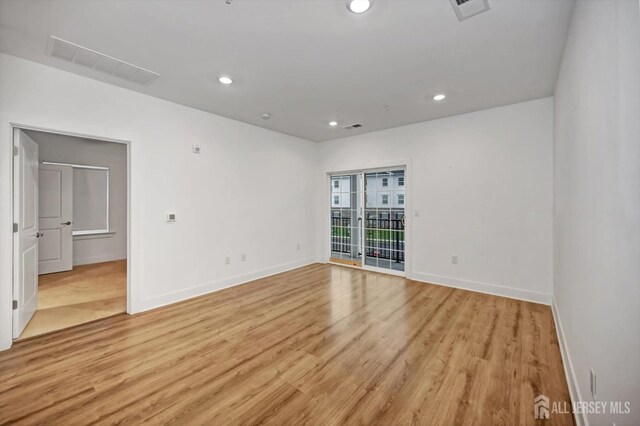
[331, 211, 405, 262]
[331, 216, 352, 254]
[364, 217, 405, 262]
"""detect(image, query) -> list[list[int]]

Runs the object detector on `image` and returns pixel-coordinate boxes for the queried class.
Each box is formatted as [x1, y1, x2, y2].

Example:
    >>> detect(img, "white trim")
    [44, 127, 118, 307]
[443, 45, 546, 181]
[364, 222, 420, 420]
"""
[73, 253, 126, 266]
[8, 123, 132, 349]
[73, 229, 111, 236]
[137, 257, 316, 312]
[411, 271, 552, 305]
[42, 161, 108, 170]
[551, 296, 586, 426]
[73, 231, 115, 240]
[324, 160, 412, 280]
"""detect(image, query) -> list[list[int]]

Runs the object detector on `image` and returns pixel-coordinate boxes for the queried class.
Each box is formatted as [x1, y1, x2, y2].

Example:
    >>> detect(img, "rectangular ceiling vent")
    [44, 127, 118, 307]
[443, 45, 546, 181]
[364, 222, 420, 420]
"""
[47, 36, 159, 85]
[343, 123, 362, 130]
[450, 0, 490, 21]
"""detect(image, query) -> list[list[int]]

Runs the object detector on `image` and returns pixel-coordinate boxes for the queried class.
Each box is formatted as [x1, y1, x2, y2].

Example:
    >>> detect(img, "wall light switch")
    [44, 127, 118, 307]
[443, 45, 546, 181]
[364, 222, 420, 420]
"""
[192, 144, 201, 154]
[166, 212, 176, 222]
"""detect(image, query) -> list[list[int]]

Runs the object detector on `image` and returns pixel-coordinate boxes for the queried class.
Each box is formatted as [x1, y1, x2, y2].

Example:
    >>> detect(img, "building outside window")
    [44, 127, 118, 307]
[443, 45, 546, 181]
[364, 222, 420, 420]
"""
[382, 177, 388, 187]
[398, 194, 404, 205]
[381, 194, 389, 205]
[333, 180, 339, 189]
[398, 177, 404, 186]
[334, 195, 340, 205]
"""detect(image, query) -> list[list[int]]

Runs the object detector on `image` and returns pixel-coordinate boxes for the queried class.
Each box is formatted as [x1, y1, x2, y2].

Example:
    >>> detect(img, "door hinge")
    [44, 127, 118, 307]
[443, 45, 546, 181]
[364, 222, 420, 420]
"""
[12, 300, 17, 310]
[13, 146, 18, 156]
[13, 223, 18, 233]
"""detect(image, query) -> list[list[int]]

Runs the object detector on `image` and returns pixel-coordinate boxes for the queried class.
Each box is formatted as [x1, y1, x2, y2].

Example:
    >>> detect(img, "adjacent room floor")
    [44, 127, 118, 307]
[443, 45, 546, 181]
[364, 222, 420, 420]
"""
[17, 260, 126, 340]
[0, 263, 573, 425]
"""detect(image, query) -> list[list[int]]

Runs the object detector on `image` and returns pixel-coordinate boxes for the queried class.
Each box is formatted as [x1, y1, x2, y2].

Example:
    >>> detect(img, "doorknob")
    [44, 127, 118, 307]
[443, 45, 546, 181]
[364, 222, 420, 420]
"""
[61, 221, 72, 225]
[36, 232, 44, 238]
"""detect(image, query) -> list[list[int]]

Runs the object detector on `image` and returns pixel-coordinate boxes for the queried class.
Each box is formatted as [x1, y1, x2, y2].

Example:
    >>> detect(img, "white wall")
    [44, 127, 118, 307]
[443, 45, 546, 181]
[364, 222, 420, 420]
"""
[27, 131, 128, 266]
[318, 98, 554, 303]
[0, 53, 318, 350]
[553, 1, 640, 425]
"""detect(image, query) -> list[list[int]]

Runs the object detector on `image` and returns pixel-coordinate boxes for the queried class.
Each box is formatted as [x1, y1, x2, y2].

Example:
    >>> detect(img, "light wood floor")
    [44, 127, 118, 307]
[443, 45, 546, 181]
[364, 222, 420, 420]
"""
[17, 260, 127, 340]
[0, 264, 573, 425]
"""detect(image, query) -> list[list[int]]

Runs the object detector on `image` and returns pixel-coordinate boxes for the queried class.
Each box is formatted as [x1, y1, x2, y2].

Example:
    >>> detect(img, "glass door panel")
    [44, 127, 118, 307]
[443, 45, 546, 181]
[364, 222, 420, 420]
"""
[330, 174, 362, 267]
[364, 169, 405, 272]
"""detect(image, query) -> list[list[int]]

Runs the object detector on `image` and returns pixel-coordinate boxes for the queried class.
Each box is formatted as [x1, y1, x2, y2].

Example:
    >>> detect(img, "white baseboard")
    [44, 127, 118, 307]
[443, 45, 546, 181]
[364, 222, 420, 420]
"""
[137, 257, 316, 312]
[411, 271, 552, 305]
[551, 297, 587, 426]
[73, 253, 127, 266]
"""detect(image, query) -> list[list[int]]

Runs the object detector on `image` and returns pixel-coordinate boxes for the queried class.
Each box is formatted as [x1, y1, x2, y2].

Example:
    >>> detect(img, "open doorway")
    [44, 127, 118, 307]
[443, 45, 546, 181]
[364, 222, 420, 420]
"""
[13, 127, 129, 340]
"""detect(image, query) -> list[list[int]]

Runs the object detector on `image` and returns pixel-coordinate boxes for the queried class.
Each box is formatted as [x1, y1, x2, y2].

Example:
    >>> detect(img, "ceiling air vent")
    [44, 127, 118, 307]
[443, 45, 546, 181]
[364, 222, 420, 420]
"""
[47, 36, 159, 86]
[343, 123, 363, 130]
[450, 0, 490, 21]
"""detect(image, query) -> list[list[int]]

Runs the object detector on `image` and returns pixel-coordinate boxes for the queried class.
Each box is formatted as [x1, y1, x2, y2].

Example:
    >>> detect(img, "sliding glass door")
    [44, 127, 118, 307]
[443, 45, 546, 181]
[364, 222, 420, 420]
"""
[364, 170, 405, 272]
[330, 168, 405, 273]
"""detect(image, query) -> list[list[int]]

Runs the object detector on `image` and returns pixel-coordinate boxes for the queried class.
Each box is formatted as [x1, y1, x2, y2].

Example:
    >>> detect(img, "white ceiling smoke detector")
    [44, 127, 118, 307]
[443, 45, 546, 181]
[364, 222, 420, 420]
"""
[450, 0, 490, 21]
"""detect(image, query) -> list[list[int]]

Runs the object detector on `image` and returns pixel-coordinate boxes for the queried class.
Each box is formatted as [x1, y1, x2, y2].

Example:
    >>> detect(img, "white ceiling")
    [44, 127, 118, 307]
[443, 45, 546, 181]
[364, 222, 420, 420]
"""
[0, 0, 574, 142]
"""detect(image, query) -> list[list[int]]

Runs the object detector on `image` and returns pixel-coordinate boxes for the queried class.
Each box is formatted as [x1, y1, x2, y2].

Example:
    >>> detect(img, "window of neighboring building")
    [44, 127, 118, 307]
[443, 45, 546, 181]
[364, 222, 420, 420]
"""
[382, 177, 388, 187]
[333, 180, 339, 189]
[381, 194, 389, 205]
[398, 177, 404, 186]
[398, 194, 405, 205]
[334, 195, 340, 205]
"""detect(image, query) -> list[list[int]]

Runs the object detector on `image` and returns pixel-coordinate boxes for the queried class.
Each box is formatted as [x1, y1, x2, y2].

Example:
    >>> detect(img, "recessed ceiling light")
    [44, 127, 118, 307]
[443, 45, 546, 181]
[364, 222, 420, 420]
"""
[347, 0, 371, 14]
[433, 94, 446, 101]
[218, 76, 233, 85]
[329, 121, 339, 127]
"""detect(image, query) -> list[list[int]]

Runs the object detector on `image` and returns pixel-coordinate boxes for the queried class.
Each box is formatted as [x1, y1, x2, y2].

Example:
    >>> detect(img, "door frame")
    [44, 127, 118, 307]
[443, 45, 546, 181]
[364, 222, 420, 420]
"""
[323, 159, 412, 279]
[11, 123, 133, 333]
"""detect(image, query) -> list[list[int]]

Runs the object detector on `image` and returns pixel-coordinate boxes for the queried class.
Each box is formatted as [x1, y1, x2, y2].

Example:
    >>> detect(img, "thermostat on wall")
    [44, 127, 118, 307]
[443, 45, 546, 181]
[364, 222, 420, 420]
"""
[167, 212, 176, 222]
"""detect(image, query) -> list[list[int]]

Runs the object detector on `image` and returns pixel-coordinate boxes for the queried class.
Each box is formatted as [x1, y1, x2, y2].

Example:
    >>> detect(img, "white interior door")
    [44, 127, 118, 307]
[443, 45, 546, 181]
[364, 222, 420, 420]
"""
[38, 164, 73, 274]
[13, 129, 40, 338]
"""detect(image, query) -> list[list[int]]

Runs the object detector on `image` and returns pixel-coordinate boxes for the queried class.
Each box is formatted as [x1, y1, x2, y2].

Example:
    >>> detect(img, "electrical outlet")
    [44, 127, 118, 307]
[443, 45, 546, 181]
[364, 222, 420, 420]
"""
[451, 255, 458, 264]
[241, 253, 246, 262]
[590, 368, 596, 398]
[225, 256, 231, 265]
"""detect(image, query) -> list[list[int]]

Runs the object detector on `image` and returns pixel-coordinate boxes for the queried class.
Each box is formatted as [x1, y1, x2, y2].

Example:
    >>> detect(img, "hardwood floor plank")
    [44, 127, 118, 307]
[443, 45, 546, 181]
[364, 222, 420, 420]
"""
[0, 263, 574, 425]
